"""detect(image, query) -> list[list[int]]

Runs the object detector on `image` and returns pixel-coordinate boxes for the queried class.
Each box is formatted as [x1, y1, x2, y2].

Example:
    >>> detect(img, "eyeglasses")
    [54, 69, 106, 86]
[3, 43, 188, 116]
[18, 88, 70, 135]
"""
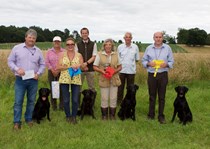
[66, 43, 75, 46]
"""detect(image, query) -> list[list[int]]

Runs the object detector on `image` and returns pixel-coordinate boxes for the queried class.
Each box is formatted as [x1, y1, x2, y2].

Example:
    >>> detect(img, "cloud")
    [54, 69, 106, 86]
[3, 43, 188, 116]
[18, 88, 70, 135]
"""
[0, 0, 210, 43]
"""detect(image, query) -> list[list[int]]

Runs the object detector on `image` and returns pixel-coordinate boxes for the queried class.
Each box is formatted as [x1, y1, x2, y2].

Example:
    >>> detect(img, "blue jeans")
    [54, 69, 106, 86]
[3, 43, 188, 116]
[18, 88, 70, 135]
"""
[14, 76, 38, 124]
[61, 84, 80, 118]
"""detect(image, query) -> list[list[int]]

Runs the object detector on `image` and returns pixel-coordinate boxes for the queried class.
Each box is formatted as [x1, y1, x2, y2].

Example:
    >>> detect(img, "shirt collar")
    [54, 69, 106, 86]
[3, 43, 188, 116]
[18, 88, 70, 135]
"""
[152, 43, 165, 49]
[102, 51, 115, 55]
[23, 42, 36, 50]
[52, 47, 65, 52]
[83, 39, 89, 43]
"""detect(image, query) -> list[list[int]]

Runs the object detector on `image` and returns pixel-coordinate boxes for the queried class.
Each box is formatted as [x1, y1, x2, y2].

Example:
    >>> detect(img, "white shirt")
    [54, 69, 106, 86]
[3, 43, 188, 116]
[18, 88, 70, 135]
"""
[117, 43, 140, 74]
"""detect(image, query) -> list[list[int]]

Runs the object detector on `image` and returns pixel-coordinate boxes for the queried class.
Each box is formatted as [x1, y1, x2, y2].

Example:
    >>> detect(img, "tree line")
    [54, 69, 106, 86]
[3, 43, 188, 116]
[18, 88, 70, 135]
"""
[0, 25, 210, 46]
[0, 25, 81, 43]
[176, 28, 210, 46]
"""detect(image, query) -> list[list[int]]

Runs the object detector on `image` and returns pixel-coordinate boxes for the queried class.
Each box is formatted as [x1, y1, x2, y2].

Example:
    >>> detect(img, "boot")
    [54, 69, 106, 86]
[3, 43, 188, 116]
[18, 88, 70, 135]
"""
[101, 107, 108, 120]
[71, 117, 77, 125]
[109, 107, 116, 120]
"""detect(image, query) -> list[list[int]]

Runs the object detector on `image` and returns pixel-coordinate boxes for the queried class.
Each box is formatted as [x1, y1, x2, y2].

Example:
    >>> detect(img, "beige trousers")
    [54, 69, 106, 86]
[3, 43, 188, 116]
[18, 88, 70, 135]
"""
[100, 84, 118, 108]
[81, 71, 95, 91]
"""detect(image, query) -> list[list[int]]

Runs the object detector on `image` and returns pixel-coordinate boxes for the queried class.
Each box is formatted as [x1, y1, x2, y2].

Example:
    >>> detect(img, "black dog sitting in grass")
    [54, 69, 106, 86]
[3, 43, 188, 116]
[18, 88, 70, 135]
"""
[118, 84, 139, 121]
[78, 89, 96, 120]
[171, 86, 192, 125]
[33, 88, 51, 124]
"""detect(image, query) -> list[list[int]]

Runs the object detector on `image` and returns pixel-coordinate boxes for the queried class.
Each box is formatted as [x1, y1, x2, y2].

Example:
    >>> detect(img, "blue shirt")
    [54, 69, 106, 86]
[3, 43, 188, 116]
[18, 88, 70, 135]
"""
[142, 43, 174, 73]
[117, 43, 140, 74]
[8, 43, 46, 76]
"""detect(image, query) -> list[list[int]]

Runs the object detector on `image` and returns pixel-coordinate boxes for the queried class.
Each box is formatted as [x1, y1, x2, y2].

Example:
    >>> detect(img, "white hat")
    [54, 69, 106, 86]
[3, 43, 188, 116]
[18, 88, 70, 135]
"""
[53, 36, 62, 42]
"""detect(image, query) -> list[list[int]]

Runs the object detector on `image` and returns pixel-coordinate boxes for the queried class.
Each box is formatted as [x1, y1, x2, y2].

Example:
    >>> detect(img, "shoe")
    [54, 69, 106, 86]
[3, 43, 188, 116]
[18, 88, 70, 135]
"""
[59, 107, 64, 111]
[13, 123, 21, 130]
[66, 117, 72, 123]
[159, 118, 166, 124]
[147, 116, 155, 120]
[27, 121, 33, 127]
[71, 117, 77, 125]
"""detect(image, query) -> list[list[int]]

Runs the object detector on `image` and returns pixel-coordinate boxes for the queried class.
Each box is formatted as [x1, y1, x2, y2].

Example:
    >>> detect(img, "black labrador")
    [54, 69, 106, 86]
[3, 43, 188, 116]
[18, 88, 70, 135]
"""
[78, 89, 96, 120]
[171, 86, 192, 125]
[33, 88, 51, 124]
[118, 84, 139, 121]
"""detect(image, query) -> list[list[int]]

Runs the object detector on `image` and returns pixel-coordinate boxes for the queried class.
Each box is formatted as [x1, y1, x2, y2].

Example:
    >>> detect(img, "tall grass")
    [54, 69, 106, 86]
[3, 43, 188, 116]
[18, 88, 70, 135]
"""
[1, 46, 210, 148]
[3, 52, 210, 86]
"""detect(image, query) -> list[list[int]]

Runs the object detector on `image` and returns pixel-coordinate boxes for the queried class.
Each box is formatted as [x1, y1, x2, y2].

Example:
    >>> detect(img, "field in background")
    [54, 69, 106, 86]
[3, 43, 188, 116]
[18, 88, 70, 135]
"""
[1, 44, 209, 85]
[1, 44, 210, 148]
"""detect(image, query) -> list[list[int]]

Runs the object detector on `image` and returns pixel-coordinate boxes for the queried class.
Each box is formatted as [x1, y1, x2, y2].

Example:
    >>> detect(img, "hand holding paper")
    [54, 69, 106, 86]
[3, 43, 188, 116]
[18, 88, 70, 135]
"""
[22, 70, 35, 80]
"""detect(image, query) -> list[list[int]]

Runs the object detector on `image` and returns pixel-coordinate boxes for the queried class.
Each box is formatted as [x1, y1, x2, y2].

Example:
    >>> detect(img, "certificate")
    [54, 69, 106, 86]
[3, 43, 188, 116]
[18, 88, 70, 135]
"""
[22, 70, 35, 80]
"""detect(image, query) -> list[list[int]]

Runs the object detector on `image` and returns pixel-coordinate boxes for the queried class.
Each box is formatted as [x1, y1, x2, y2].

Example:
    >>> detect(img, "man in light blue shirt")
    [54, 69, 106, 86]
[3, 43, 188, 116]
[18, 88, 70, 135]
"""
[142, 31, 174, 124]
[8, 29, 45, 130]
[117, 32, 140, 104]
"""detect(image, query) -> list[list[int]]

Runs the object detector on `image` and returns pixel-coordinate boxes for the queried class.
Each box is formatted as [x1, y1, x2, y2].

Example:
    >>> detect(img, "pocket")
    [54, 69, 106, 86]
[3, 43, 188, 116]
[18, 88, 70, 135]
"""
[113, 75, 121, 86]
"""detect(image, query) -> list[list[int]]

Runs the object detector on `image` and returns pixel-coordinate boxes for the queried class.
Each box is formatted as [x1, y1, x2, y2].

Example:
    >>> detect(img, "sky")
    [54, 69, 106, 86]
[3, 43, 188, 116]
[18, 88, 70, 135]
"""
[0, 0, 210, 43]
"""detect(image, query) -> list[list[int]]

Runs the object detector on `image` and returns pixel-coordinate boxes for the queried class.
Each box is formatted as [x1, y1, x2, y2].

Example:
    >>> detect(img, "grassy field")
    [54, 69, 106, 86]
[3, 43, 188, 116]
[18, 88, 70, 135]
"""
[1, 44, 210, 148]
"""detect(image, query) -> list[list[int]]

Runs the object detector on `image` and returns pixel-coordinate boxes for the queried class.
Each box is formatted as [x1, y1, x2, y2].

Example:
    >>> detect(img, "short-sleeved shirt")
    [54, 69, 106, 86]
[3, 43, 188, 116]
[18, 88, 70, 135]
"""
[117, 43, 140, 74]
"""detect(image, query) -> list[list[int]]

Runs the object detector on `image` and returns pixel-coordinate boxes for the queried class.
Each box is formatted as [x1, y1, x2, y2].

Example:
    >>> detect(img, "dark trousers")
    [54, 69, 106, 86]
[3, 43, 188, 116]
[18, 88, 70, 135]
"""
[48, 70, 63, 110]
[61, 84, 80, 118]
[117, 73, 135, 103]
[147, 72, 168, 119]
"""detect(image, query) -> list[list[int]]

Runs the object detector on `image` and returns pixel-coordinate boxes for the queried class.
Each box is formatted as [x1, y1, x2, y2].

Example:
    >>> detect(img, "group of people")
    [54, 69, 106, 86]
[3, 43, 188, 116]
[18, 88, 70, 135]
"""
[8, 27, 174, 130]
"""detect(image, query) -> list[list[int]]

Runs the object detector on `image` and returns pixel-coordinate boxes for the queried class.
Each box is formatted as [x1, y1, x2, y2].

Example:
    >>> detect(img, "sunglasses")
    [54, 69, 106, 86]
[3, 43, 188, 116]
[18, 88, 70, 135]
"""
[66, 43, 75, 46]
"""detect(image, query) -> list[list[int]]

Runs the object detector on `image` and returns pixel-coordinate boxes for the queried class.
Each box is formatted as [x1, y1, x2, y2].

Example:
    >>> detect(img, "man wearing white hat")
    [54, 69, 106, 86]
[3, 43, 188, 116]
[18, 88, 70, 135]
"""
[45, 36, 65, 110]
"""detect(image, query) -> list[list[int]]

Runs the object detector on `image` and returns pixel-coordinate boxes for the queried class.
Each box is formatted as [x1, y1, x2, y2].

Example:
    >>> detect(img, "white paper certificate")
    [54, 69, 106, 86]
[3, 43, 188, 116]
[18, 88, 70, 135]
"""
[22, 70, 35, 80]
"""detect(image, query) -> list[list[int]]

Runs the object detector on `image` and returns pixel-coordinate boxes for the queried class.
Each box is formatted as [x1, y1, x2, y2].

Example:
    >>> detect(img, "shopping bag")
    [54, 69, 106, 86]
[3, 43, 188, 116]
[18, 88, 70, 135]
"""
[51, 81, 60, 98]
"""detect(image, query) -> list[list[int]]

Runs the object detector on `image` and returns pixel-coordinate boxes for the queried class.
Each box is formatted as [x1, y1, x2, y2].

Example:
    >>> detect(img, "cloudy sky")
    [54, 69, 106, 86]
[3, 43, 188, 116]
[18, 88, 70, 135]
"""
[1, 0, 210, 43]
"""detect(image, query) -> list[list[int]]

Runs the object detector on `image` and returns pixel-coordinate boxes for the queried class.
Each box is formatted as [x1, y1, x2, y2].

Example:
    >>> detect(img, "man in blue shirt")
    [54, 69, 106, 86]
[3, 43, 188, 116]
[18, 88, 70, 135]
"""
[142, 32, 174, 124]
[8, 29, 45, 130]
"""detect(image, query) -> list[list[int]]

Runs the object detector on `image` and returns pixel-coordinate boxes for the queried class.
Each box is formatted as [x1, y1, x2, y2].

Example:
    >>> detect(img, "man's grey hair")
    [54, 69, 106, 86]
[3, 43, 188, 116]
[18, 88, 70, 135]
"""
[25, 29, 37, 38]
[124, 32, 132, 38]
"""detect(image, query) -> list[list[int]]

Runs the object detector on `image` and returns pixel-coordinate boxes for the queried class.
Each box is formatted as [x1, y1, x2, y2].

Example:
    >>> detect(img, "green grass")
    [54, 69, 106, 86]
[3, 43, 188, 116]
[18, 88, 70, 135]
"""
[0, 80, 210, 149]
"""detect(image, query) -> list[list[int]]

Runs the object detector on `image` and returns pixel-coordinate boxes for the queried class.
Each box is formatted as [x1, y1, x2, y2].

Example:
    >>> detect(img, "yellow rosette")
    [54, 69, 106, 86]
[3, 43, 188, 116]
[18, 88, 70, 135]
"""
[152, 60, 164, 77]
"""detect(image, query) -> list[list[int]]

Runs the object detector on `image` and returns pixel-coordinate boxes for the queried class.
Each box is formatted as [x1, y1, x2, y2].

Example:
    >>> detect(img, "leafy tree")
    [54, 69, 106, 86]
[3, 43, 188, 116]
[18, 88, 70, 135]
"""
[72, 30, 81, 42]
[163, 34, 176, 44]
[43, 28, 54, 42]
[52, 30, 65, 41]
[64, 28, 70, 39]
[118, 40, 123, 43]
[186, 28, 207, 46]
[177, 28, 189, 44]
[205, 34, 210, 45]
